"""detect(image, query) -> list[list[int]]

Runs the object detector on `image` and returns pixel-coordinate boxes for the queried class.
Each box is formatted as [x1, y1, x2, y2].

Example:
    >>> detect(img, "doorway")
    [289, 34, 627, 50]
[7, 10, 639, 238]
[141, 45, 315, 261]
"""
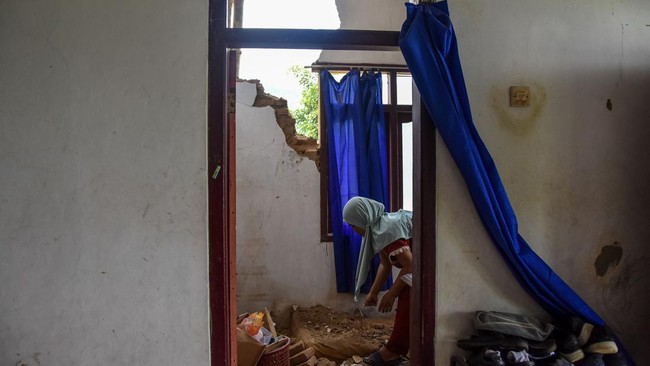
[207, 2, 437, 364]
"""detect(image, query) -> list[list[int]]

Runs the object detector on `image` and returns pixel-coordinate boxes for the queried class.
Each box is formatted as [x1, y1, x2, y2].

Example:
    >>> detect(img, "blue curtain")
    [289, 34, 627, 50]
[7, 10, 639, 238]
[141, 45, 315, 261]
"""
[399, 2, 634, 364]
[321, 69, 391, 293]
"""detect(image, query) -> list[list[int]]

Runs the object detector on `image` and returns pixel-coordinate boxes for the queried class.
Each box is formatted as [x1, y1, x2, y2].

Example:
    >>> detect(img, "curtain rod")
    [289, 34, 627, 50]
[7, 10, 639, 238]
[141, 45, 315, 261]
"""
[307, 62, 410, 72]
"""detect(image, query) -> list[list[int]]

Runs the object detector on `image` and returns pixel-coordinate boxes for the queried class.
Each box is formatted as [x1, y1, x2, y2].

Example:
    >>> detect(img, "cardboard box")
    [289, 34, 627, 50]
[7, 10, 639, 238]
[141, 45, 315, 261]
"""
[237, 310, 286, 366]
[236, 328, 265, 366]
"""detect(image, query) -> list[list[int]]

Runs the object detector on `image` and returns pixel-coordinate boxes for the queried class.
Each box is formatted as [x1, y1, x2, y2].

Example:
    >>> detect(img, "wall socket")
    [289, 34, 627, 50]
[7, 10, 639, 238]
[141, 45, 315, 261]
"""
[510, 86, 530, 107]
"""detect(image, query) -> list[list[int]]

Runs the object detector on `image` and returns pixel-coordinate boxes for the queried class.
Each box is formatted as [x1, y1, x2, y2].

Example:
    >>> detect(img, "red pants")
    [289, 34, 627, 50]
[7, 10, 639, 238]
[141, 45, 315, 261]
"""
[385, 286, 410, 356]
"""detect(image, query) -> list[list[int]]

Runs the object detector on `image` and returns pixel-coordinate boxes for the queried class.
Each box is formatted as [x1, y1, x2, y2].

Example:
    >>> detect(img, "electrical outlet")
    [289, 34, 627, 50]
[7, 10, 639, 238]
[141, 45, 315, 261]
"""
[510, 86, 530, 107]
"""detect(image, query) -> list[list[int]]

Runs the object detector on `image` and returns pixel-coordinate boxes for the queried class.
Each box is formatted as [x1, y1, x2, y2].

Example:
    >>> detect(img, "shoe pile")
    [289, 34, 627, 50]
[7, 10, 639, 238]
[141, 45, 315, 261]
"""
[451, 311, 628, 366]
[552, 317, 626, 366]
[454, 331, 553, 366]
[452, 311, 556, 366]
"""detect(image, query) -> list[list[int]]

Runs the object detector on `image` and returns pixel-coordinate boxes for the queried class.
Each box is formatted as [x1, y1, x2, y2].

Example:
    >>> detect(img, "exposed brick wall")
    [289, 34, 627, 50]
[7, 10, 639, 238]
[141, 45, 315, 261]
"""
[248, 80, 320, 170]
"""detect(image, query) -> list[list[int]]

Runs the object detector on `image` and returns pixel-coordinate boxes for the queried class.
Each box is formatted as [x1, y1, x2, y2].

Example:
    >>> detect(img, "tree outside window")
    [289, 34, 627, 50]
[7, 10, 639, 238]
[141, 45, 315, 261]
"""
[289, 65, 319, 140]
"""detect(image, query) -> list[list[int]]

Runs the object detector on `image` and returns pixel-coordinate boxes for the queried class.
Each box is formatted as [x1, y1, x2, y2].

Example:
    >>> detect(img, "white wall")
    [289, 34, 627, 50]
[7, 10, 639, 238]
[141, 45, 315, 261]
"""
[235, 82, 357, 317]
[6, 0, 641, 364]
[236, 0, 650, 364]
[438, 0, 650, 363]
[0, 1, 209, 365]
[318, 0, 406, 66]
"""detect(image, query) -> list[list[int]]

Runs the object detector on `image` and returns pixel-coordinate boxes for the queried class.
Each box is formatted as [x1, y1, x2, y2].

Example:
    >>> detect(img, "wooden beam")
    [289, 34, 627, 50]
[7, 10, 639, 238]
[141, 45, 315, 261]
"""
[224, 28, 400, 50]
[208, 0, 235, 365]
[411, 87, 437, 365]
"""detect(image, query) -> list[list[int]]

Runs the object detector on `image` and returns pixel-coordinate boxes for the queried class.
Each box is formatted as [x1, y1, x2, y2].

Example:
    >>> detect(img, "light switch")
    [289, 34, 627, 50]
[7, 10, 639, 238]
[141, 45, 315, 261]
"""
[510, 86, 530, 107]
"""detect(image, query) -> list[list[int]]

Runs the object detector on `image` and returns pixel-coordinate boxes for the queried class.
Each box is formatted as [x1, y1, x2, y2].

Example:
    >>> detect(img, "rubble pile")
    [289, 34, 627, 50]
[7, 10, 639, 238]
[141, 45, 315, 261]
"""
[237, 304, 395, 366]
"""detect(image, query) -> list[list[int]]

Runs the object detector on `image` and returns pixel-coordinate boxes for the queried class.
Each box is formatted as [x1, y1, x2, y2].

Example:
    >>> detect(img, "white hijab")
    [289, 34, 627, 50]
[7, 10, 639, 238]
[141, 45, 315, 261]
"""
[342, 197, 413, 301]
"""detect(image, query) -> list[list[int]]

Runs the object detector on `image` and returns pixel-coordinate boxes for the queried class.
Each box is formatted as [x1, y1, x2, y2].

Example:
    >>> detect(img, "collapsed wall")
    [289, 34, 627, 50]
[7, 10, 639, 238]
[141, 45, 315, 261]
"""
[247, 79, 320, 169]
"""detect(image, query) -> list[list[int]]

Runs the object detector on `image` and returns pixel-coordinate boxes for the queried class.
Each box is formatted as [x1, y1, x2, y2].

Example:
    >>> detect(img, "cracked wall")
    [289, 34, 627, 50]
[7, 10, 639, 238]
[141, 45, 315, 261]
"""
[249, 80, 320, 168]
[234, 81, 355, 315]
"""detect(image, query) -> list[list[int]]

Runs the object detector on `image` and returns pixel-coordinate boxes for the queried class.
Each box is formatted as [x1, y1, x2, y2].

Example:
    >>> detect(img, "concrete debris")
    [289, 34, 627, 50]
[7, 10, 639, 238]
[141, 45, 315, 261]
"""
[290, 346, 316, 366]
[296, 355, 319, 366]
[289, 340, 306, 357]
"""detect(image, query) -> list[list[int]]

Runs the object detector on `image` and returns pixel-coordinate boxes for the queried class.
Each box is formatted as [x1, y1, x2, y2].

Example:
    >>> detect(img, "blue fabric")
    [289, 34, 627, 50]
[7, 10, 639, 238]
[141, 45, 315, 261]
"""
[399, 2, 634, 365]
[321, 69, 391, 294]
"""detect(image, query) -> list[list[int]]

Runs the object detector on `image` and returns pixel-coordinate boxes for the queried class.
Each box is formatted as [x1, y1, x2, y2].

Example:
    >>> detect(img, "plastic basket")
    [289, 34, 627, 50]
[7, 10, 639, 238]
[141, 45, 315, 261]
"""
[258, 337, 290, 366]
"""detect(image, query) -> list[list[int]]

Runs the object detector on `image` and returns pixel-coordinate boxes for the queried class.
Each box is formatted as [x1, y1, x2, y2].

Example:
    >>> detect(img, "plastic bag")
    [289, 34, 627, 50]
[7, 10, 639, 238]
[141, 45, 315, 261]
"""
[239, 312, 264, 337]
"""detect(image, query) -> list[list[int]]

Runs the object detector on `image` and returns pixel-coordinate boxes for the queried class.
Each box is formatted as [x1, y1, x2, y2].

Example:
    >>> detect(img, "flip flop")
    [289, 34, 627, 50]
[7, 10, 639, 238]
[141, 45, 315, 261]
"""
[363, 351, 405, 366]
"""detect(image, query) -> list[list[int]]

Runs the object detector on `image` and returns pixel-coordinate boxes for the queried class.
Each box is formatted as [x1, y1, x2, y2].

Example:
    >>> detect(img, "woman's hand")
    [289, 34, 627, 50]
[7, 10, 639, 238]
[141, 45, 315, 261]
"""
[378, 292, 396, 312]
[364, 293, 378, 307]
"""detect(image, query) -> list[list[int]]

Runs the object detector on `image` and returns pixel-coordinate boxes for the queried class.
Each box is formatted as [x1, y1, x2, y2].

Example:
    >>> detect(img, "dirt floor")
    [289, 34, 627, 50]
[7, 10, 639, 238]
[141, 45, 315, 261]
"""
[286, 305, 396, 365]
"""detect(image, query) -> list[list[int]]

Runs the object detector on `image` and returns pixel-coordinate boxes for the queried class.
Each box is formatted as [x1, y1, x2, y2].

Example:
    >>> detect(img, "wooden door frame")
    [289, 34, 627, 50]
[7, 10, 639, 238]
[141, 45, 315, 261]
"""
[207, 0, 234, 365]
[207, 1, 436, 364]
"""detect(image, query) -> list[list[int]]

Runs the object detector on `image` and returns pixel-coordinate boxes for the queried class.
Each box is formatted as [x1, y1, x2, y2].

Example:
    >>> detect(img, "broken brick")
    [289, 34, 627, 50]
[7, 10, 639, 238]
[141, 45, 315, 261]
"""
[249, 80, 319, 167]
[290, 347, 315, 366]
[289, 340, 306, 357]
[295, 355, 318, 366]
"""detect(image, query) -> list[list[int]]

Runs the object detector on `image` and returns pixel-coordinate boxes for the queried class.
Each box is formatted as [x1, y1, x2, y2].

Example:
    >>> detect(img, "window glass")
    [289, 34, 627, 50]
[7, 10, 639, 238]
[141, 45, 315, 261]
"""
[397, 75, 413, 105]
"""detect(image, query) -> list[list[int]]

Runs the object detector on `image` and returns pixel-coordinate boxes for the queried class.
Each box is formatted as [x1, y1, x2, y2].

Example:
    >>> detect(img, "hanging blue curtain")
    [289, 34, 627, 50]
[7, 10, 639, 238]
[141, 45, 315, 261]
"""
[399, 2, 634, 364]
[321, 69, 391, 293]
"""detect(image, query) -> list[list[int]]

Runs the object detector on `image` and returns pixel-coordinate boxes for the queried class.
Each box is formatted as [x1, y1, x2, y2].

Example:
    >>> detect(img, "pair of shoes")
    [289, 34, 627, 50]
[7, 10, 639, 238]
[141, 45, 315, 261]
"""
[504, 350, 534, 366]
[363, 350, 405, 366]
[582, 327, 618, 355]
[556, 334, 584, 363]
[457, 333, 529, 352]
[469, 348, 506, 366]
[557, 317, 594, 347]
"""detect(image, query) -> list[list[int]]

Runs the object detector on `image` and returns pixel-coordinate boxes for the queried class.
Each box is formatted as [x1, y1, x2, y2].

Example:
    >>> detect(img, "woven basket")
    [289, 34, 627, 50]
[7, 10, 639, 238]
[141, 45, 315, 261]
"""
[258, 337, 290, 366]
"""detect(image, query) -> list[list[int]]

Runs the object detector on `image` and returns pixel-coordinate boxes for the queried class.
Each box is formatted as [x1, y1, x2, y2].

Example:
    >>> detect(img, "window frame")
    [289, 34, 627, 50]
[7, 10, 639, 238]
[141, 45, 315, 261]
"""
[319, 69, 413, 242]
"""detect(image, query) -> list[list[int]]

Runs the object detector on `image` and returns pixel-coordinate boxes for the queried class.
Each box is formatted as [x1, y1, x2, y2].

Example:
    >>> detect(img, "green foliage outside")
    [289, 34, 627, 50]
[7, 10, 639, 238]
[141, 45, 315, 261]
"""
[289, 65, 319, 140]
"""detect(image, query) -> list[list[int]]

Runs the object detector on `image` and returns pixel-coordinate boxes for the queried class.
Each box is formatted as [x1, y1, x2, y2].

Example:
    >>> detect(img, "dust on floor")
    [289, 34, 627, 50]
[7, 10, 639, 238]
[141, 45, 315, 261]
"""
[286, 305, 395, 365]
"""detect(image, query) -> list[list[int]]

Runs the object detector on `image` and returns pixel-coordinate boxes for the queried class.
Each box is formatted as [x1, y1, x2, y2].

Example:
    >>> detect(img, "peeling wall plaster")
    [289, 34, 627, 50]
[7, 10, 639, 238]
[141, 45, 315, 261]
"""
[595, 242, 624, 277]
[248, 80, 320, 166]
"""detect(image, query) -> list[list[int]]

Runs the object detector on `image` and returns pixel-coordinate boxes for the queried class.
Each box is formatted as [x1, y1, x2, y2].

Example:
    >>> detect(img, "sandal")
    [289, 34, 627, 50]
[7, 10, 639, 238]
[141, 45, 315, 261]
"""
[363, 350, 405, 366]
